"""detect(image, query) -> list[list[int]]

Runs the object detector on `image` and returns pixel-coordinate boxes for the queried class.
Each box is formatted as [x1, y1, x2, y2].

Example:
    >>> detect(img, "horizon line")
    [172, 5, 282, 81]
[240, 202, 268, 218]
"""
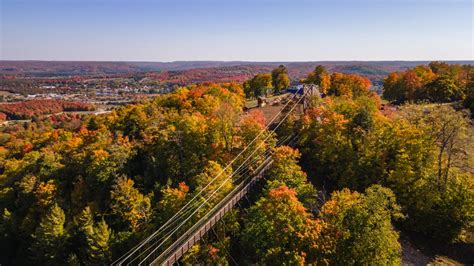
[2, 59, 474, 63]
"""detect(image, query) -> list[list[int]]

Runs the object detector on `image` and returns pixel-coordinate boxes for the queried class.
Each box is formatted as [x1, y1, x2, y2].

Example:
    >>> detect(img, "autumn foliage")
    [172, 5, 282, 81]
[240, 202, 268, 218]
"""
[0, 99, 95, 120]
[383, 62, 473, 103]
[303, 65, 372, 98]
[0, 65, 472, 265]
[0, 82, 275, 264]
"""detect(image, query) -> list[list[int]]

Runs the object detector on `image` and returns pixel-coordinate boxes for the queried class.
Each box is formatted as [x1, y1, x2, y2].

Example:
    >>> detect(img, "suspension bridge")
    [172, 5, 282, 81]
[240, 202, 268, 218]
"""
[113, 85, 317, 266]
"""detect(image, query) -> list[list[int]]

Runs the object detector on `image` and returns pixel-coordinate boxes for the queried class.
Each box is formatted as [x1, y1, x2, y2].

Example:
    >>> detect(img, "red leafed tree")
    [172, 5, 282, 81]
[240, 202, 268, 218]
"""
[0, 100, 95, 120]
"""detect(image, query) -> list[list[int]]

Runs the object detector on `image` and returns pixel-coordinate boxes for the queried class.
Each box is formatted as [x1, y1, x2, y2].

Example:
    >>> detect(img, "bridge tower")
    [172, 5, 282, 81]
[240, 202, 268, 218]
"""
[303, 84, 320, 111]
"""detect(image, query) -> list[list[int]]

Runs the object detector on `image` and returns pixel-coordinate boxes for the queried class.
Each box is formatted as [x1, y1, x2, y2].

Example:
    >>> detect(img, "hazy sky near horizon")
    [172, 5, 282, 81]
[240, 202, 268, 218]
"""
[1, 0, 473, 61]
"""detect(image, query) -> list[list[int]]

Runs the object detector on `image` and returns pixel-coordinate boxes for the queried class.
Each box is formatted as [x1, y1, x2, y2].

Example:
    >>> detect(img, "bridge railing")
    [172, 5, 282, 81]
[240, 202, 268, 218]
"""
[143, 156, 273, 265]
[115, 89, 305, 266]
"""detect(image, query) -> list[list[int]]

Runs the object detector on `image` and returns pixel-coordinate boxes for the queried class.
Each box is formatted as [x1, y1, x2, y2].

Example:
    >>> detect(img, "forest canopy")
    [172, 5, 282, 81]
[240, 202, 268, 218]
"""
[382, 62, 474, 113]
[0, 63, 473, 265]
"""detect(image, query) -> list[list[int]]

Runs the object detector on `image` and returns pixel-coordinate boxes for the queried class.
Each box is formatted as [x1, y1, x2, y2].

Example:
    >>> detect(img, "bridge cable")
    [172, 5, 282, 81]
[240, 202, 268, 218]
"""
[114, 88, 303, 265]
[128, 97, 302, 263]
[137, 91, 306, 265]
[131, 95, 304, 265]
[126, 131, 296, 265]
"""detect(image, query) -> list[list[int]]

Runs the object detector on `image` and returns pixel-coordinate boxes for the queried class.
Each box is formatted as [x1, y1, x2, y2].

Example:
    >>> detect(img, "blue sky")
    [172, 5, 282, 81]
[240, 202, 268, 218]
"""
[0, 0, 472, 61]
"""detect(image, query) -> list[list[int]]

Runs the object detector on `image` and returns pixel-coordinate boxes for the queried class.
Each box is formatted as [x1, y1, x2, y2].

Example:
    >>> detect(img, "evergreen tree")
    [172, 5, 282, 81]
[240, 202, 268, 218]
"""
[76, 206, 94, 261]
[77, 206, 111, 264]
[30, 203, 66, 264]
[78, 206, 94, 235]
[87, 218, 111, 264]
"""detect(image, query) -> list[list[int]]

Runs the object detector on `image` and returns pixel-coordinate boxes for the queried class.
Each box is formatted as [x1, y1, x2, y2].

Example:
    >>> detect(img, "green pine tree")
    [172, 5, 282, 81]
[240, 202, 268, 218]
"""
[78, 206, 94, 234]
[30, 203, 66, 264]
[87, 218, 111, 264]
[77, 206, 112, 264]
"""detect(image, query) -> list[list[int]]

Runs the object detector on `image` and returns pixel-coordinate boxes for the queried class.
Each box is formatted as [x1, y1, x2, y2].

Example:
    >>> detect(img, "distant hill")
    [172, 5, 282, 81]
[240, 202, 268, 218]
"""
[1, 60, 472, 85]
